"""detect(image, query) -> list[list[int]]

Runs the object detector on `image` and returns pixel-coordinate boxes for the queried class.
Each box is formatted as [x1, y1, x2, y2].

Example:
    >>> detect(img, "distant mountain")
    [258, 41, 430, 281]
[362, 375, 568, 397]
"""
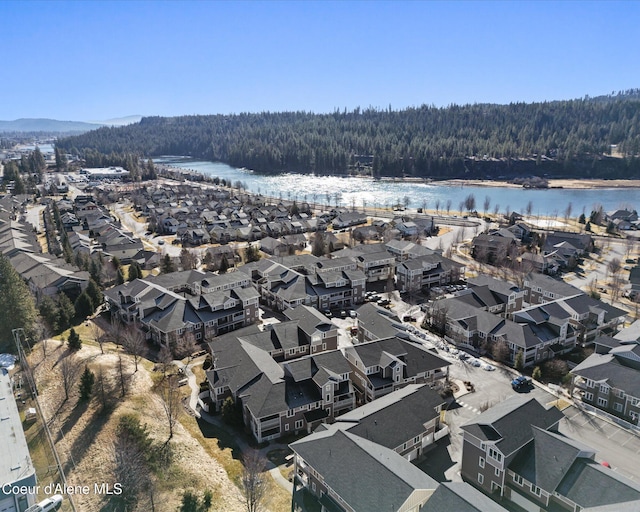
[0, 118, 104, 133]
[91, 115, 143, 127]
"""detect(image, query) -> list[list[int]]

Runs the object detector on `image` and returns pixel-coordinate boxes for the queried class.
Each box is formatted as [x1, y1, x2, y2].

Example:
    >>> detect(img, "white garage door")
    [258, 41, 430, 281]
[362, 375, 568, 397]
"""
[0, 497, 17, 512]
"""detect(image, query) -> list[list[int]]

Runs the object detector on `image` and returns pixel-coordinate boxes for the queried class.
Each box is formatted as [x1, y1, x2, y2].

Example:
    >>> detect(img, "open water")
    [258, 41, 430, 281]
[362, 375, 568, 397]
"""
[158, 157, 640, 217]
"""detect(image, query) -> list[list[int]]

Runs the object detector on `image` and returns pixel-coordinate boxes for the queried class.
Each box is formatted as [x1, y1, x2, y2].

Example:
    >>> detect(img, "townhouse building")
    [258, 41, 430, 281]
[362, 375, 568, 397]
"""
[344, 336, 450, 404]
[104, 270, 259, 346]
[571, 340, 640, 426]
[206, 327, 355, 442]
[395, 253, 465, 293]
[461, 396, 640, 511]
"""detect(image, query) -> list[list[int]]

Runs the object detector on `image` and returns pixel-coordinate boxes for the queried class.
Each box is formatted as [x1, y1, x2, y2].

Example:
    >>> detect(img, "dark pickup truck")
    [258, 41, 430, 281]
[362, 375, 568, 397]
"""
[511, 376, 532, 391]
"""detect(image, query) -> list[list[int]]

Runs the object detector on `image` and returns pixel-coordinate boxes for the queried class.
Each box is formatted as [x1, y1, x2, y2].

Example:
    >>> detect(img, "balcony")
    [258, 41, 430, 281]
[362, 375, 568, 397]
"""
[259, 417, 281, 430]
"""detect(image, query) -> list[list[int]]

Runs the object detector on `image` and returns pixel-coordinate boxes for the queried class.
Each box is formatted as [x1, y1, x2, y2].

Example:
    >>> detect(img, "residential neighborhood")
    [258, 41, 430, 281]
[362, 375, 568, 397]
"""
[2, 160, 640, 512]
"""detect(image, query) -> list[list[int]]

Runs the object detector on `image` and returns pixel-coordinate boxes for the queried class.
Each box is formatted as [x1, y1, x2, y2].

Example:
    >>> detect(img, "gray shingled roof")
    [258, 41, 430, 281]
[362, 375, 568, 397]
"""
[336, 384, 444, 450]
[291, 428, 437, 512]
[572, 354, 640, 397]
[557, 460, 640, 508]
[420, 482, 508, 512]
[461, 396, 564, 457]
[509, 427, 595, 492]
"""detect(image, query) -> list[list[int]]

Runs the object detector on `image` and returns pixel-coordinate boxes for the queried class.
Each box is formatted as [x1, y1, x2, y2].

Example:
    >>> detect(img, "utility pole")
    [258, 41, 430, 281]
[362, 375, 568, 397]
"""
[13, 328, 77, 512]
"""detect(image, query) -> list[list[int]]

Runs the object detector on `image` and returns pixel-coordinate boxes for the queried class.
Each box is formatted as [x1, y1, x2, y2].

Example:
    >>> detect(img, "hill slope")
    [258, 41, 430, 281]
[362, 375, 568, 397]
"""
[56, 91, 640, 179]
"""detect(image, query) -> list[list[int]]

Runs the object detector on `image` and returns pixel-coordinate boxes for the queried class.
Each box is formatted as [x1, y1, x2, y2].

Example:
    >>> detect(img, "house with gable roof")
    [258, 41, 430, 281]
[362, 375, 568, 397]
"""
[506, 426, 640, 511]
[571, 339, 640, 426]
[460, 396, 563, 499]
[344, 336, 450, 404]
[206, 328, 355, 442]
[290, 427, 438, 512]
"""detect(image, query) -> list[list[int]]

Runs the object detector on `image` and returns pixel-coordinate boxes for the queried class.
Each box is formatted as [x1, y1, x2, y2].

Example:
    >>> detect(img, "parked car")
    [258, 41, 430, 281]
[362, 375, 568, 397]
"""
[511, 376, 532, 391]
[482, 363, 496, 371]
[25, 495, 63, 512]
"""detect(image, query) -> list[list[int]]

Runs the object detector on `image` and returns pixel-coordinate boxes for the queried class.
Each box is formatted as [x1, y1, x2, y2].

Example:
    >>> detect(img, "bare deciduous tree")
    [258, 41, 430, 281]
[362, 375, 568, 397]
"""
[109, 314, 125, 346]
[483, 196, 491, 216]
[91, 320, 105, 355]
[158, 375, 181, 442]
[123, 325, 145, 372]
[173, 331, 198, 365]
[158, 345, 174, 377]
[112, 418, 152, 511]
[59, 354, 81, 401]
[240, 449, 269, 512]
[117, 354, 131, 398]
[492, 340, 511, 363]
[180, 248, 198, 270]
[96, 365, 114, 413]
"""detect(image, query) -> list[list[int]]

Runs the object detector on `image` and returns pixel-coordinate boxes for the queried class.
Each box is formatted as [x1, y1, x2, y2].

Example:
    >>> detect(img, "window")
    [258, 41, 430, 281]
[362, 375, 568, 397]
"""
[584, 392, 594, 401]
[495, 467, 501, 477]
[326, 394, 331, 402]
[513, 474, 524, 486]
[530, 484, 541, 497]
[597, 397, 608, 407]
[285, 424, 289, 431]
[478, 474, 484, 485]
[614, 402, 623, 412]
[491, 482, 501, 493]
[617, 389, 625, 398]
[600, 384, 609, 394]
[287, 409, 294, 418]
[414, 436, 420, 445]
[479, 457, 485, 468]
[488, 447, 502, 463]
[295, 420, 303, 429]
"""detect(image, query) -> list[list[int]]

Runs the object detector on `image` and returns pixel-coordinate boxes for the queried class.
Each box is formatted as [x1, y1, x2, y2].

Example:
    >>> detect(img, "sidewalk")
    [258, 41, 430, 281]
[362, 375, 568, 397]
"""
[175, 359, 294, 494]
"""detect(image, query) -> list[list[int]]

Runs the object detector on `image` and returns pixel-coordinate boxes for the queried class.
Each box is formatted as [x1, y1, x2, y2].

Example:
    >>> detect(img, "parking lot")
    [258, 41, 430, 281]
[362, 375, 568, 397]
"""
[260, 295, 640, 485]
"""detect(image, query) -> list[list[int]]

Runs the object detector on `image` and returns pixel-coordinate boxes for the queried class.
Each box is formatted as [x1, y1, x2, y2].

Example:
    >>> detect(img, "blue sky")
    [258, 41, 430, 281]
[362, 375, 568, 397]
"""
[2, 0, 639, 121]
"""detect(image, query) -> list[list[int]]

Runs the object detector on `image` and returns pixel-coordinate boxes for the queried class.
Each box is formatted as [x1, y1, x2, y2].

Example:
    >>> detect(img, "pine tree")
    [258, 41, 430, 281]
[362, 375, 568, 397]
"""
[56, 293, 76, 332]
[86, 279, 103, 308]
[161, 254, 176, 274]
[127, 261, 142, 281]
[312, 233, 326, 257]
[218, 255, 229, 274]
[74, 291, 94, 319]
[244, 244, 261, 263]
[0, 254, 38, 351]
[79, 366, 95, 400]
[116, 267, 125, 285]
[514, 349, 524, 371]
[68, 328, 82, 351]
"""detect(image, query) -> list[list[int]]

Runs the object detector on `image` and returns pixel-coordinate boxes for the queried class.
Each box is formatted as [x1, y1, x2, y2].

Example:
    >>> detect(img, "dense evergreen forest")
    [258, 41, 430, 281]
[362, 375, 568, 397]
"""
[56, 90, 640, 179]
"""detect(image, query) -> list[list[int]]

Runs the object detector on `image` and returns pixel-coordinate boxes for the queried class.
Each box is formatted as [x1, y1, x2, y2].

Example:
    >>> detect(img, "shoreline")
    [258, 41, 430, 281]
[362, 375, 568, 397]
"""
[158, 158, 640, 190]
[437, 178, 640, 190]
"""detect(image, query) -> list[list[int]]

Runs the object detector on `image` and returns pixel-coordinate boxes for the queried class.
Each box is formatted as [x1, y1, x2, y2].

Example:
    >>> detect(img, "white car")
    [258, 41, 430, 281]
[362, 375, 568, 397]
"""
[482, 363, 496, 371]
[25, 495, 63, 512]
[468, 358, 482, 367]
